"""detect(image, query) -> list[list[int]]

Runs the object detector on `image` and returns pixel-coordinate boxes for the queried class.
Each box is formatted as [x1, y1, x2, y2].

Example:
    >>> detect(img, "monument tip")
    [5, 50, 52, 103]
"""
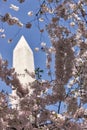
[14, 35, 33, 54]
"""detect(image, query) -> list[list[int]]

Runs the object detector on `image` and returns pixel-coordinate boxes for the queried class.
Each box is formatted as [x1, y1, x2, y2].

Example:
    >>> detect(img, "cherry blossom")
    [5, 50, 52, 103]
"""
[10, 4, 19, 11]
[0, 0, 87, 129]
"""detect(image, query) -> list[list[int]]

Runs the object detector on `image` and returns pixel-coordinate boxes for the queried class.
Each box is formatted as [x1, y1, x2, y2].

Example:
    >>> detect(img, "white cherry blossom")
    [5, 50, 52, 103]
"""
[28, 11, 33, 16]
[10, 4, 19, 11]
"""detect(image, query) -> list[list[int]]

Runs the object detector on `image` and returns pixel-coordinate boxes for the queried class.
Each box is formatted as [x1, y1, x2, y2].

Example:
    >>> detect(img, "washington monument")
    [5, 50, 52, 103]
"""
[11, 35, 35, 108]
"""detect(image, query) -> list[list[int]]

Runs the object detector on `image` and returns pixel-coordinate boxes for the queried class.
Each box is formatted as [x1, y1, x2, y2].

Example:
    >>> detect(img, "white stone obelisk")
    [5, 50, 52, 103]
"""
[13, 35, 35, 86]
[11, 35, 35, 108]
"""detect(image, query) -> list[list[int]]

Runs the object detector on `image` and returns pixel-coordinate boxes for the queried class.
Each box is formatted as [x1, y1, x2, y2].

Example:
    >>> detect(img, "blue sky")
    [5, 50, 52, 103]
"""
[0, 0, 54, 92]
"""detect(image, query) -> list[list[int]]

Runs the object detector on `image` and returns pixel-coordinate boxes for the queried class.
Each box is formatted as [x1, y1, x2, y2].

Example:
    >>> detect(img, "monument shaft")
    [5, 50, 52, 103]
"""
[11, 35, 35, 108]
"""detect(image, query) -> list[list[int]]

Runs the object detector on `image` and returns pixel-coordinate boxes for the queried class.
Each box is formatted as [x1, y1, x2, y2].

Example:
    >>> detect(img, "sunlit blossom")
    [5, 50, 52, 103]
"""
[73, 13, 81, 21]
[70, 22, 75, 26]
[57, 114, 65, 120]
[1, 34, 6, 38]
[48, 9, 54, 14]
[10, 4, 19, 11]
[67, 79, 75, 88]
[74, 92, 80, 98]
[69, 3, 76, 10]
[41, 42, 46, 47]
[48, 47, 55, 53]
[35, 47, 39, 51]
[0, 28, 4, 33]
[76, 31, 82, 40]
[39, 17, 44, 22]
[17, 21, 23, 27]
[28, 11, 33, 16]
